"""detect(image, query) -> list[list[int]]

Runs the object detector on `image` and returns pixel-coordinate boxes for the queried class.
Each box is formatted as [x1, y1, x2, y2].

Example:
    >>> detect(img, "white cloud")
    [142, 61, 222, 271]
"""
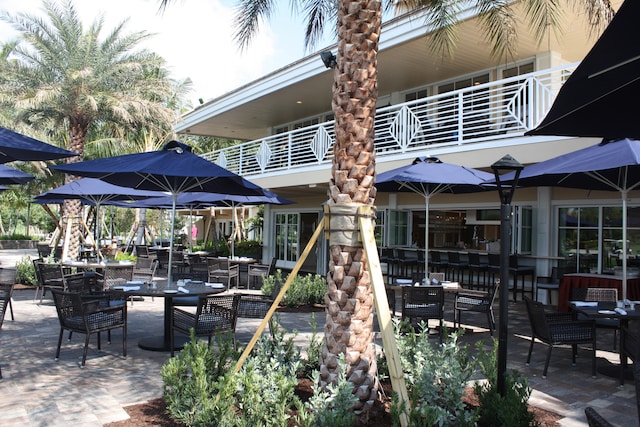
[0, 0, 315, 106]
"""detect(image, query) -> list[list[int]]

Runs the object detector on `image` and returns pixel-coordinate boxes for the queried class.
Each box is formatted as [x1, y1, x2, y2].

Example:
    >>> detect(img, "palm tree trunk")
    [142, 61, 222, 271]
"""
[62, 122, 88, 261]
[320, 0, 381, 417]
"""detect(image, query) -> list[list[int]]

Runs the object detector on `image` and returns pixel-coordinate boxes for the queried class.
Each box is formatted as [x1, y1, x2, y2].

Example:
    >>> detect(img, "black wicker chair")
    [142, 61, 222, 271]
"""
[247, 257, 278, 289]
[51, 289, 127, 367]
[524, 296, 596, 378]
[584, 407, 614, 427]
[620, 319, 640, 421]
[170, 294, 240, 356]
[0, 284, 10, 378]
[0, 268, 16, 323]
[453, 281, 499, 335]
[401, 286, 445, 340]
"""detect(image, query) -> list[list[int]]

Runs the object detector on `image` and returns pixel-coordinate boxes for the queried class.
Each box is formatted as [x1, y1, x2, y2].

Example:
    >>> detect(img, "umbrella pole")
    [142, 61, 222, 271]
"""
[167, 194, 177, 286]
[424, 197, 429, 277]
[622, 190, 628, 301]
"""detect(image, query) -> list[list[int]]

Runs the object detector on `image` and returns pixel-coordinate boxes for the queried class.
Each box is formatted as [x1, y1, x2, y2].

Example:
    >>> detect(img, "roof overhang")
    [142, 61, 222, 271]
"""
[176, 4, 602, 141]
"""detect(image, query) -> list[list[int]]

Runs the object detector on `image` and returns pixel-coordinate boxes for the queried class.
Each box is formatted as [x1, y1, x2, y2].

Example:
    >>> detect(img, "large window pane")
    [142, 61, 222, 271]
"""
[388, 210, 409, 246]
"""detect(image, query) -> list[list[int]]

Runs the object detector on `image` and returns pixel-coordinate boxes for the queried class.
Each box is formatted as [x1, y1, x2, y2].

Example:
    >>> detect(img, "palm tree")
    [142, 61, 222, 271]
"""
[0, 0, 178, 260]
[163, 0, 616, 418]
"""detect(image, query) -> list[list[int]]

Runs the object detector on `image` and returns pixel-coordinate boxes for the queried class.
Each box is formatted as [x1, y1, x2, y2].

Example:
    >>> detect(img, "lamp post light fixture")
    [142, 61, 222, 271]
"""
[491, 154, 523, 397]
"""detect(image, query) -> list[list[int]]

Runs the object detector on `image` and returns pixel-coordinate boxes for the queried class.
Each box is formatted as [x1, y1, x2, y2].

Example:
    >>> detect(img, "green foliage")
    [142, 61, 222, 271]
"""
[295, 355, 357, 427]
[391, 318, 478, 427]
[114, 252, 137, 262]
[234, 239, 262, 256]
[261, 269, 326, 307]
[232, 323, 302, 427]
[473, 340, 539, 427]
[161, 331, 240, 426]
[0, 233, 34, 240]
[300, 313, 322, 377]
[161, 321, 303, 427]
[15, 255, 36, 285]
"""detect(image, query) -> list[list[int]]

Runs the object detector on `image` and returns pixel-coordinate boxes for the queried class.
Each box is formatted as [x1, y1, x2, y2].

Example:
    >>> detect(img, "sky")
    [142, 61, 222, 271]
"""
[0, 0, 335, 108]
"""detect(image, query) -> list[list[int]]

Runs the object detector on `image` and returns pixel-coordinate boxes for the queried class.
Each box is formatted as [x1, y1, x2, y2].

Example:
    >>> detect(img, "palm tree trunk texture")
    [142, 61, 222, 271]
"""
[62, 121, 88, 261]
[321, 0, 381, 416]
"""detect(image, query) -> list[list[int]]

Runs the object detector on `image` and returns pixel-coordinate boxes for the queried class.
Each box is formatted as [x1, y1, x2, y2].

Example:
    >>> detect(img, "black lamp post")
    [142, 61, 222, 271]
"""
[491, 154, 523, 396]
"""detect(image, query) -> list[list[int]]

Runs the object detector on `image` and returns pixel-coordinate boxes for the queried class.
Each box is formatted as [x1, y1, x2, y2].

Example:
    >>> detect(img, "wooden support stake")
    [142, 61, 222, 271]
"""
[234, 220, 325, 373]
[358, 205, 409, 427]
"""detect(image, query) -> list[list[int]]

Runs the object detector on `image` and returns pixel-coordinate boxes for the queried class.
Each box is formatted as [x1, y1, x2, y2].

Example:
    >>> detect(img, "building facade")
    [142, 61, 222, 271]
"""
[176, 1, 637, 282]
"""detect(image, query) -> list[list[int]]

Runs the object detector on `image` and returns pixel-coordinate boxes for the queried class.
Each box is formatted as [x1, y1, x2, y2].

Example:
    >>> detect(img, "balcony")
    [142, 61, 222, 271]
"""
[202, 63, 577, 177]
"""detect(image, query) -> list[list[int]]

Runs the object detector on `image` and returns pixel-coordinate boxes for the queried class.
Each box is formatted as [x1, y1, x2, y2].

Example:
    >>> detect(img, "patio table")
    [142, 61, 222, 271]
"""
[569, 301, 640, 384]
[113, 280, 226, 352]
[559, 273, 640, 312]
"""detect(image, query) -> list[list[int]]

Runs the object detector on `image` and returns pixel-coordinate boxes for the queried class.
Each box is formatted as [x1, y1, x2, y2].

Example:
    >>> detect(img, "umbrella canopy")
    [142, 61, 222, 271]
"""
[376, 156, 494, 274]
[0, 126, 77, 163]
[130, 190, 294, 210]
[116, 189, 294, 257]
[50, 140, 266, 282]
[526, 0, 639, 139]
[33, 178, 163, 257]
[0, 164, 34, 185]
[492, 138, 640, 299]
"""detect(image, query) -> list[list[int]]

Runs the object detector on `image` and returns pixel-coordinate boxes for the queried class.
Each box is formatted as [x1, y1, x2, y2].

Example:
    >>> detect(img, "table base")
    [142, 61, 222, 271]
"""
[138, 335, 190, 352]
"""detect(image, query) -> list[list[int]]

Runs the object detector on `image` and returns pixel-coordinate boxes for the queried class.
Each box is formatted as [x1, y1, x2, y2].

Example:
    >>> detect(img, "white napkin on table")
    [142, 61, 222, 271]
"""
[572, 301, 598, 307]
[615, 307, 628, 315]
[178, 286, 189, 293]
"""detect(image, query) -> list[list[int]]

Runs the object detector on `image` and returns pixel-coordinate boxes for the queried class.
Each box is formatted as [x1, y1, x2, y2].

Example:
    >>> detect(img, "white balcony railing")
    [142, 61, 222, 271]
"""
[202, 63, 577, 177]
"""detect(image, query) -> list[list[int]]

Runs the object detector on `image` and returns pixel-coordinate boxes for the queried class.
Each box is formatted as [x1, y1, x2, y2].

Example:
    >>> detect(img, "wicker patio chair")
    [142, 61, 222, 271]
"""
[584, 407, 614, 427]
[0, 284, 11, 378]
[401, 286, 445, 340]
[170, 293, 240, 356]
[207, 258, 240, 289]
[51, 289, 127, 367]
[97, 265, 134, 290]
[0, 268, 16, 322]
[524, 296, 596, 378]
[620, 319, 640, 419]
[453, 280, 499, 335]
[247, 257, 278, 289]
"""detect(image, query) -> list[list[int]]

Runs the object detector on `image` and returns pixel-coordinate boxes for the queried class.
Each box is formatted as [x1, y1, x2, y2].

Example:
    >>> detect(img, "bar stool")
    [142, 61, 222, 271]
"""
[447, 251, 468, 283]
[487, 253, 501, 284]
[467, 252, 488, 290]
[429, 250, 448, 277]
[397, 248, 419, 279]
[509, 254, 535, 302]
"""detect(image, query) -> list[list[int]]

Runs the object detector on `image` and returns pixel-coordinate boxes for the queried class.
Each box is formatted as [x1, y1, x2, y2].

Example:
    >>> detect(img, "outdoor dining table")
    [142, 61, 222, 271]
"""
[569, 301, 640, 384]
[112, 280, 227, 352]
[559, 273, 640, 312]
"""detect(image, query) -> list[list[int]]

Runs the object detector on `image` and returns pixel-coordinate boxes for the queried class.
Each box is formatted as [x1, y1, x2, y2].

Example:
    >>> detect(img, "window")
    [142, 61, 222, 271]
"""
[275, 213, 298, 262]
[388, 210, 409, 246]
[515, 206, 533, 254]
[405, 88, 428, 102]
[375, 210, 385, 247]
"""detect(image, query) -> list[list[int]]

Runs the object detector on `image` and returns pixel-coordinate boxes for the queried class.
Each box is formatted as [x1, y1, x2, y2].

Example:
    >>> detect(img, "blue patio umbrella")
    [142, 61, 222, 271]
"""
[33, 178, 163, 257]
[376, 156, 494, 274]
[0, 126, 77, 163]
[0, 164, 34, 185]
[490, 138, 640, 299]
[50, 140, 265, 282]
[117, 189, 294, 256]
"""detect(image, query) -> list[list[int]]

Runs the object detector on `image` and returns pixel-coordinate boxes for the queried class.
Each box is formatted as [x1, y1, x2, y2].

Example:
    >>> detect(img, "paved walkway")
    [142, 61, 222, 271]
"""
[0, 250, 637, 426]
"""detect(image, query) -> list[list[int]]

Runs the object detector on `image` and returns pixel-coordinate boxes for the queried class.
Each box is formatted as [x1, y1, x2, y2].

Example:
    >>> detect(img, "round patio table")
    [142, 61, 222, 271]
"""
[114, 280, 226, 352]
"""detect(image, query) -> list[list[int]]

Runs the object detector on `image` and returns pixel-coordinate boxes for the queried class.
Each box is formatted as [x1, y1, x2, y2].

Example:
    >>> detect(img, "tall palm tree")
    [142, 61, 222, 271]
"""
[0, 0, 178, 260]
[163, 0, 616, 419]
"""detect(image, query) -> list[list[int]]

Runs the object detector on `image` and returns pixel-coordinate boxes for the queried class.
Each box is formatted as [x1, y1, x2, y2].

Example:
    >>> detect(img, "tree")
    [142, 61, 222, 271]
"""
[162, 0, 616, 420]
[0, 0, 178, 260]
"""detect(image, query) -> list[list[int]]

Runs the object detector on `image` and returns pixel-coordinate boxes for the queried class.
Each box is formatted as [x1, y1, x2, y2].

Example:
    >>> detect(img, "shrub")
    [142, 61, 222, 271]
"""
[391, 318, 478, 427]
[0, 233, 34, 240]
[162, 321, 303, 427]
[261, 270, 326, 307]
[15, 255, 36, 285]
[473, 340, 539, 427]
[161, 331, 240, 426]
[114, 252, 137, 262]
[295, 355, 357, 427]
